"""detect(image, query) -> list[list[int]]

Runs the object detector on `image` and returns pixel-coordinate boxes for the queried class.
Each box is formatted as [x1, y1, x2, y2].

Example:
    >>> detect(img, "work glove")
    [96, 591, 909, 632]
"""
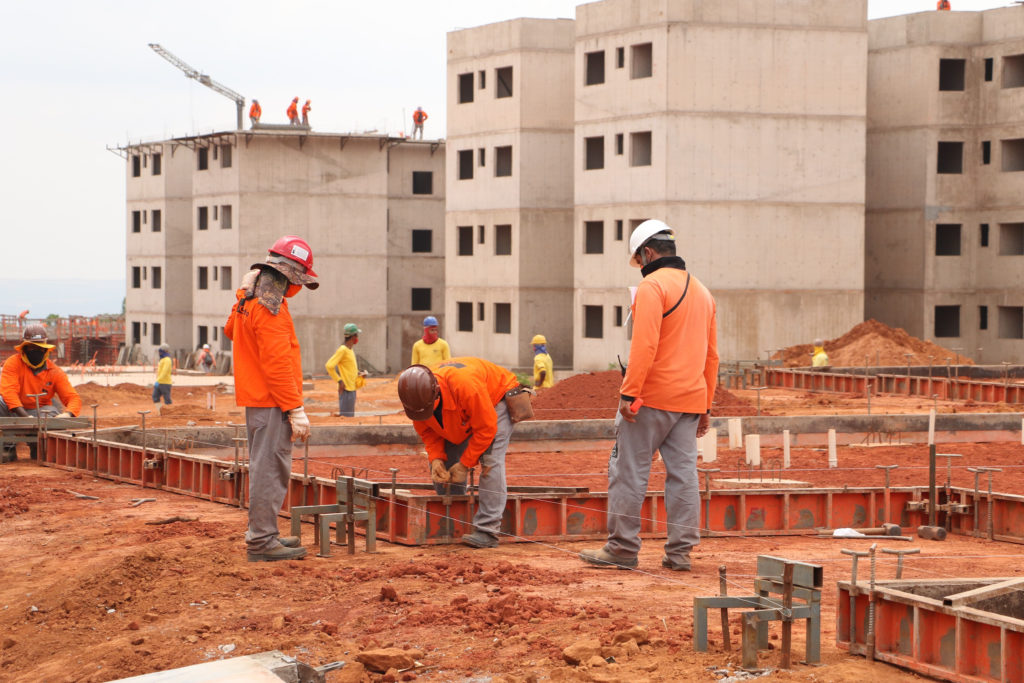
[449, 462, 468, 485]
[288, 406, 310, 442]
[55, 412, 73, 419]
[430, 458, 449, 483]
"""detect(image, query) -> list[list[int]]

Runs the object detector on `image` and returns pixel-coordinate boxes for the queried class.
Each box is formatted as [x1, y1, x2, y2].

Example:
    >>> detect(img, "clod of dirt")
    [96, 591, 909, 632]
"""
[562, 637, 602, 665]
[382, 669, 399, 683]
[612, 625, 649, 645]
[380, 585, 398, 602]
[355, 648, 416, 673]
[2, 638, 16, 650]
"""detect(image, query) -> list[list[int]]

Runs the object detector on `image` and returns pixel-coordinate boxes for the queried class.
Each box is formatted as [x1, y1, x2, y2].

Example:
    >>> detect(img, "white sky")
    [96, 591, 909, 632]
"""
[0, 0, 1015, 289]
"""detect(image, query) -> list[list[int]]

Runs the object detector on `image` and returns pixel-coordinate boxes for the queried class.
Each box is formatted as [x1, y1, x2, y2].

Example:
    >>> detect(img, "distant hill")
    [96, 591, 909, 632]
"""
[0, 279, 124, 317]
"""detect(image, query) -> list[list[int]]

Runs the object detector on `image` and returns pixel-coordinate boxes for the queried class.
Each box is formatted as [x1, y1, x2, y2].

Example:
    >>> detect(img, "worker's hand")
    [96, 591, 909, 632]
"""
[618, 398, 638, 424]
[358, 370, 368, 377]
[430, 459, 449, 484]
[449, 462, 469, 484]
[12, 407, 29, 418]
[337, 380, 344, 393]
[55, 412, 73, 419]
[240, 268, 260, 293]
[696, 413, 711, 438]
[288, 406, 310, 442]
[480, 465, 492, 477]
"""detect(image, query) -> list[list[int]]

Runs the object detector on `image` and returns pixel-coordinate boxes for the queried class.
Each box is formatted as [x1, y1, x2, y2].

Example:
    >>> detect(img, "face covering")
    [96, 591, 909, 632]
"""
[533, 344, 547, 355]
[284, 283, 302, 298]
[423, 328, 438, 344]
[23, 344, 49, 368]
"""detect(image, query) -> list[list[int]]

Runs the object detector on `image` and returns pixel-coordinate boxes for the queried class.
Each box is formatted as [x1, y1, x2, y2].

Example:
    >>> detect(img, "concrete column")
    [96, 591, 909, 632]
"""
[745, 434, 761, 467]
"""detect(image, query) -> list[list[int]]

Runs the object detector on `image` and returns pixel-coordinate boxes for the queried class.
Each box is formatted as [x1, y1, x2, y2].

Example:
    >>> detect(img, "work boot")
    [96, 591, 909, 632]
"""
[661, 555, 691, 572]
[579, 547, 638, 570]
[461, 530, 499, 548]
[247, 544, 307, 563]
[278, 535, 301, 548]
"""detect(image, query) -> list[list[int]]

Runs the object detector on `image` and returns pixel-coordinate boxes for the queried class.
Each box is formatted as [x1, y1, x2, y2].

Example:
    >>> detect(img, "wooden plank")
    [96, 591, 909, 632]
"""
[943, 577, 1024, 607]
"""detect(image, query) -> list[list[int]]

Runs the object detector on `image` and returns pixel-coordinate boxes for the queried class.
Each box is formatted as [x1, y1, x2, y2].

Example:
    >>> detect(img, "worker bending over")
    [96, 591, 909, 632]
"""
[287, 97, 300, 126]
[410, 315, 450, 366]
[152, 343, 173, 410]
[412, 107, 428, 139]
[812, 339, 829, 367]
[398, 358, 520, 548]
[531, 334, 554, 388]
[302, 99, 311, 126]
[226, 235, 318, 562]
[249, 99, 261, 127]
[325, 323, 366, 417]
[0, 325, 82, 462]
[580, 220, 718, 571]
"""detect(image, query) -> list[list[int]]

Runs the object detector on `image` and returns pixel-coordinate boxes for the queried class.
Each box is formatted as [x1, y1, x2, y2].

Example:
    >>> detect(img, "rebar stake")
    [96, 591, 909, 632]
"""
[881, 547, 920, 580]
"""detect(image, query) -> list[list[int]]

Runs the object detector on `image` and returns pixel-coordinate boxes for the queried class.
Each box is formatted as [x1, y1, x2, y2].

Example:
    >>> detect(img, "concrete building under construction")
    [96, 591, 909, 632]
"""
[123, 130, 445, 373]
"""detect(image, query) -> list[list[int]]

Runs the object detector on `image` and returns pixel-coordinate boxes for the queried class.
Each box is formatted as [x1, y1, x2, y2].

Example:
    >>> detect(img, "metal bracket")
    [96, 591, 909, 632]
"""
[143, 459, 162, 470]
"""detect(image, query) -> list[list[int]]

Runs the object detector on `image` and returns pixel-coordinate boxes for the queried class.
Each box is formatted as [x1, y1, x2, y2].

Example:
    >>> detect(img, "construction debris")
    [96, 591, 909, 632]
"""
[145, 515, 198, 525]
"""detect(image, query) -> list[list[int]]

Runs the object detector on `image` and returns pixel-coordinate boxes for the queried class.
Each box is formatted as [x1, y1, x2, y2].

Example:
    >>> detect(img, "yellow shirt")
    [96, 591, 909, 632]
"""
[533, 352, 554, 388]
[812, 347, 829, 367]
[411, 338, 451, 367]
[155, 356, 173, 385]
[325, 345, 365, 391]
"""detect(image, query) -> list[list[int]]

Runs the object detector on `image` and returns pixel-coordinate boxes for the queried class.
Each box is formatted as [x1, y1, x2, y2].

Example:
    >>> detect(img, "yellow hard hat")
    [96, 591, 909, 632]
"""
[531, 334, 547, 345]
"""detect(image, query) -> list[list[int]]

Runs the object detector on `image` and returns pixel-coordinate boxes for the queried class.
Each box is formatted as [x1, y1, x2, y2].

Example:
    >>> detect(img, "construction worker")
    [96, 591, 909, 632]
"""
[397, 358, 519, 548]
[152, 343, 173, 409]
[0, 325, 82, 462]
[410, 315, 451, 366]
[325, 323, 367, 418]
[812, 339, 829, 367]
[287, 97, 300, 126]
[196, 343, 215, 373]
[225, 235, 319, 562]
[937, 0, 951, 10]
[531, 334, 554, 388]
[301, 99, 311, 127]
[249, 99, 262, 127]
[580, 220, 718, 571]
[412, 106, 428, 139]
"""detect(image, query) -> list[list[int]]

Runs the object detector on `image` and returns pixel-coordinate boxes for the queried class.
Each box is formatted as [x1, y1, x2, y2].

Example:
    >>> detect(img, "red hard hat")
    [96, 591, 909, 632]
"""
[398, 365, 439, 421]
[268, 235, 318, 277]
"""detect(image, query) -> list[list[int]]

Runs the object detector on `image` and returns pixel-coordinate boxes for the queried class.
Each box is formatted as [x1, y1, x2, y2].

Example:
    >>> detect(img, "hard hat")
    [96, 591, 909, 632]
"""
[260, 235, 319, 289]
[397, 365, 440, 421]
[19, 324, 54, 350]
[293, 97, 299, 102]
[253, 99, 259, 103]
[813, 339, 824, 347]
[203, 343, 210, 349]
[628, 219, 675, 267]
[343, 323, 361, 337]
[422, 316, 439, 327]
[531, 334, 547, 345]
[159, 343, 170, 351]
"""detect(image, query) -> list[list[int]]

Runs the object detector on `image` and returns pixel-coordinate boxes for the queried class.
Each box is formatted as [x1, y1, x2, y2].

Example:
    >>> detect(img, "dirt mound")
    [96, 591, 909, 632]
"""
[773, 319, 974, 368]
[75, 381, 156, 406]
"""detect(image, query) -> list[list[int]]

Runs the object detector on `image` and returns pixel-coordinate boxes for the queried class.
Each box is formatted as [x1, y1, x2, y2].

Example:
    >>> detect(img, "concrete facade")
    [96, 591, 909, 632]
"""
[867, 8, 1024, 364]
[445, 19, 576, 370]
[124, 131, 445, 374]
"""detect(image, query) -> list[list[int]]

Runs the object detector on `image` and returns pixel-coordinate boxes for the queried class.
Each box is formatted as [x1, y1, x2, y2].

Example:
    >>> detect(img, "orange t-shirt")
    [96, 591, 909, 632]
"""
[620, 262, 718, 414]
[0, 353, 82, 416]
[225, 289, 303, 411]
[412, 357, 518, 467]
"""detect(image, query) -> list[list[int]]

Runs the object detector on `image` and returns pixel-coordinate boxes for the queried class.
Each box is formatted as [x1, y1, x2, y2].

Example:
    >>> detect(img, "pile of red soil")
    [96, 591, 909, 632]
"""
[773, 319, 975, 368]
[532, 370, 758, 419]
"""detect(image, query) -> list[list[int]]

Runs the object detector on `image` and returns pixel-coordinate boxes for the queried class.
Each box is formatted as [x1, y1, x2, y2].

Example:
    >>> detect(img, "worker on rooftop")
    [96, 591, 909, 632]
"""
[580, 219, 718, 572]
[152, 343, 174, 412]
[412, 106, 428, 140]
[326, 323, 367, 418]
[249, 99, 261, 127]
[302, 99, 311, 127]
[531, 334, 554, 389]
[410, 315, 450, 367]
[0, 324, 82, 463]
[287, 97, 300, 126]
[398, 358, 526, 548]
[812, 338, 830, 367]
[225, 235, 318, 562]
[937, 0, 951, 10]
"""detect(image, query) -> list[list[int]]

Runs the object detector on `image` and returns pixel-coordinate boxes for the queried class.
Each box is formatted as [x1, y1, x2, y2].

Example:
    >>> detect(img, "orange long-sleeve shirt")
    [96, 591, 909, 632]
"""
[620, 260, 718, 414]
[225, 289, 303, 411]
[0, 353, 82, 416]
[249, 102, 262, 119]
[287, 102, 298, 120]
[412, 357, 518, 468]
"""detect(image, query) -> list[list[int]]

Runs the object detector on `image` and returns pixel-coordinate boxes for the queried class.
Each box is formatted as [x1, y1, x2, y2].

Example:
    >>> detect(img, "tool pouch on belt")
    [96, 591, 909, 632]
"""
[504, 386, 535, 423]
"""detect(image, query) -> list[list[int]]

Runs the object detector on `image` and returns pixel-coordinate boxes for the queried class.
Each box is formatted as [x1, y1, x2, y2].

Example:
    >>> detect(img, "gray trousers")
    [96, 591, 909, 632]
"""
[432, 400, 513, 537]
[606, 408, 700, 564]
[245, 406, 293, 552]
[338, 390, 356, 417]
[0, 398, 59, 457]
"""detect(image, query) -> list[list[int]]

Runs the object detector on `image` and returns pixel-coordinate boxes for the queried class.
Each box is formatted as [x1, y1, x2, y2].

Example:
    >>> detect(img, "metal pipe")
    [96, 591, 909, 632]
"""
[928, 444, 937, 528]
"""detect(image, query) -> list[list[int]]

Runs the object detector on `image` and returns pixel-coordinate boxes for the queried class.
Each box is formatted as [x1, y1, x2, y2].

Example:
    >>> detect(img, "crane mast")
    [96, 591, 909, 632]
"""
[149, 43, 244, 130]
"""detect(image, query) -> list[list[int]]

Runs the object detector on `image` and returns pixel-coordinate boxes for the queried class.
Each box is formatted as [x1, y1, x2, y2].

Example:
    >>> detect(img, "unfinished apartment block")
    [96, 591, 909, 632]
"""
[445, 18, 575, 368]
[867, 7, 1024, 364]
[124, 131, 445, 372]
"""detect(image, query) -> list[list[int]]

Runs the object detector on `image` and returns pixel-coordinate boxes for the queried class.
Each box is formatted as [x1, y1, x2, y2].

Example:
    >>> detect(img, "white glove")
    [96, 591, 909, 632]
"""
[288, 406, 310, 442]
[240, 268, 260, 294]
[55, 411, 73, 419]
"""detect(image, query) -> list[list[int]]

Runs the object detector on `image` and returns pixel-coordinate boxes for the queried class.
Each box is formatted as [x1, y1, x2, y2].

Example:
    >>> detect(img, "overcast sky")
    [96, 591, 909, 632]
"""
[0, 0, 1016, 299]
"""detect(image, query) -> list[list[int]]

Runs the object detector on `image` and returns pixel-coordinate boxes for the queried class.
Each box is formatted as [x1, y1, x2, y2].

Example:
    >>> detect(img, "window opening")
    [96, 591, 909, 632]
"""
[1001, 138, 1024, 171]
[152, 153, 162, 175]
[937, 141, 963, 173]
[131, 267, 142, 288]
[1002, 54, 1024, 88]
[412, 171, 433, 194]
[132, 155, 141, 177]
[198, 326, 209, 347]
[479, 70, 486, 89]
[197, 147, 208, 170]
[152, 323, 161, 345]
[495, 224, 512, 255]
[982, 140, 991, 165]
[411, 288, 432, 311]
[980, 305, 988, 330]
[152, 266, 162, 289]
[935, 224, 961, 255]
[198, 206, 208, 230]
[220, 266, 232, 290]
[132, 211, 142, 233]
[152, 209, 161, 232]
[478, 302, 485, 321]
[198, 266, 209, 290]
[411, 229, 433, 253]
[457, 302, 473, 331]
[585, 221, 604, 254]
[934, 305, 960, 338]
[221, 205, 232, 229]
[220, 144, 232, 168]
[131, 321, 141, 344]
[985, 57, 993, 82]
[999, 222, 1024, 255]
[615, 220, 624, 241]
[495, 146, 512, 177]
[615, 133, 624, 155]
[479, 148, 486, 167]
[981, 223, 990, 247]
[616, 47, 625, 68]
[584, 305, 604, 338]
[458, 150, 474, 179]
[457, 226, 473, 255]
[631, 43, 653, 79]
[998, 306, 1024, 338]
[631, 131, 652, 166]
[458, 73, 474, 103]
[585, 50, 605, 86]
[478, 225, 485, 244]
[585, 136, 605, 170]
[494, 303, 511, 334]
[938, 58, 966, 91]
[496, 67, 513, 98]
[614, 306, 623, 327]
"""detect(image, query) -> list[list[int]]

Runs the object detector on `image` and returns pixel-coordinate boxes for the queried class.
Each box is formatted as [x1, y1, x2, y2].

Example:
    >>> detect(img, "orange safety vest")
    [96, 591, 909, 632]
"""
[413, 109, 427, 124]
[249, 102, 261, 118]
[287, 102, 298, 119]
[224, 289, 303, 411]
[0, 353, 82, 416]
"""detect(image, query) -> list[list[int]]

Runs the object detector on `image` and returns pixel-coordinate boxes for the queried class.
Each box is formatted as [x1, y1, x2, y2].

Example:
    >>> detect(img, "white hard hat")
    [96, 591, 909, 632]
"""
[628, 219, 675, 267]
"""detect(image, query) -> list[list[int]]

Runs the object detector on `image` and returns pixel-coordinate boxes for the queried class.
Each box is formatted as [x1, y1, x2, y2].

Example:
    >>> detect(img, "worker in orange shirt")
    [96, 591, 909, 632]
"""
[301, 99, 311, 127]
[937, 0, 951, 10]
[249, 99, 262, 127]
[0, 325, 82, 462]
[580, 220, 718, 572]
[412, 106, 428, 139]
[397, 358, 520, 548]
[287, 97, 300, 126]
[225, 235, 319, 562]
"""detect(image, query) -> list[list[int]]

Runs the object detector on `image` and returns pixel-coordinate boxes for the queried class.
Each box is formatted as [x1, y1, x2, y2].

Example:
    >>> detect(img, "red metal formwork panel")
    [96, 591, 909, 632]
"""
[959, 618, 1002, 681]
[835, 586, 870, 648]
[788, 492, 826, 530]
[918, 608, 957, 673]
[875, 600, 915, 658]
[1006, 630, 1024, 682]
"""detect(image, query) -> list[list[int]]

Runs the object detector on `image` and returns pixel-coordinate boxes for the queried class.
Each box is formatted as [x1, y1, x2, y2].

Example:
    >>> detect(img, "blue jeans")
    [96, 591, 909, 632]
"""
[338, 390, 356, 417]
[152, 383, 172, 405]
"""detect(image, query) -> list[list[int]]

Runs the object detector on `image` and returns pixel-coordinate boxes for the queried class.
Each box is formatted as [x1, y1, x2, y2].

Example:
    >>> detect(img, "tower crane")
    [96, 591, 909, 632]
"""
[148, 43, 245, 130]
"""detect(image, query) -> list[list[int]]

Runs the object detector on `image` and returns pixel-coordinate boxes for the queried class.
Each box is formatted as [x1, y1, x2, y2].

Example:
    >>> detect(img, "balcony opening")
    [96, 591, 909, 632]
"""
[1002, 54, 1024, 88]
[934, 305, 960, 338]
[999, 222, 1024, 255]
[630, 131, 652, 167]
[631, 43, 653, 79]
[935, 224, 961, 255]
[998, 306, 1024, 339]
[1001, 138, 1024, 171]
[938, 58, 965, 91]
